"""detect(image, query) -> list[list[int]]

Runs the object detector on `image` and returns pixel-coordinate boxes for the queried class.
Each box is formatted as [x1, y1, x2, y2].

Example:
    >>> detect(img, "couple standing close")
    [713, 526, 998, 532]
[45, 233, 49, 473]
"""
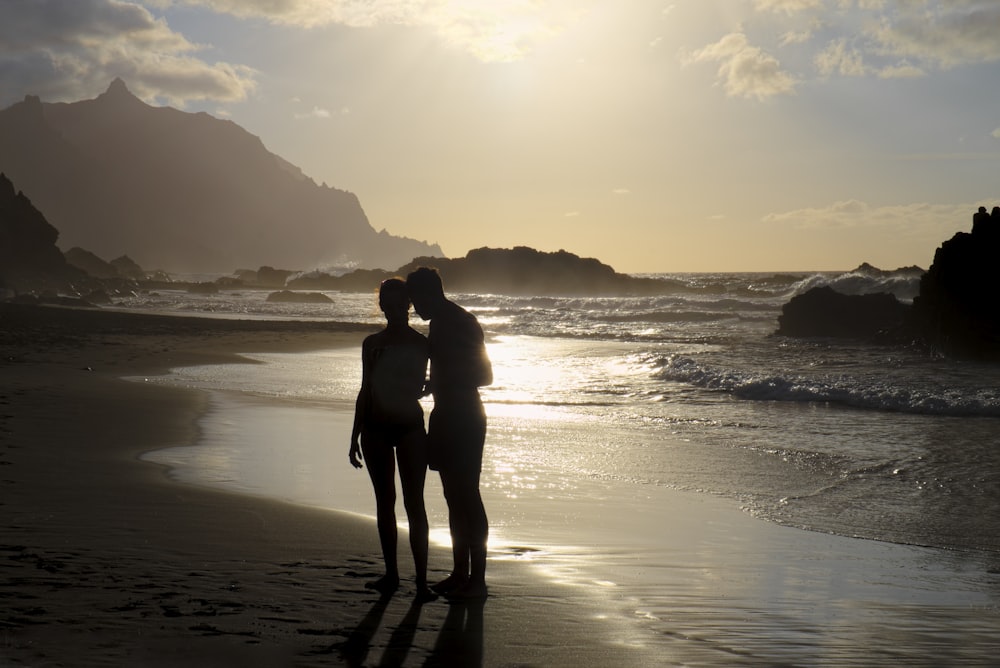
[349, 267, 493, 603]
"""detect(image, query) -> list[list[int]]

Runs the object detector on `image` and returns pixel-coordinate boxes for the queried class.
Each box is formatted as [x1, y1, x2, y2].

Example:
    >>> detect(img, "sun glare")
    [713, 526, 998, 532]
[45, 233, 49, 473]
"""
[432, 1, 576, 63]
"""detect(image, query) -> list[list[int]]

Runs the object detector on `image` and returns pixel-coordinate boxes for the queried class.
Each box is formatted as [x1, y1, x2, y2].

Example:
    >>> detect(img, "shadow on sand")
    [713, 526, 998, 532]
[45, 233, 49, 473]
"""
[340, 593, 485, 667]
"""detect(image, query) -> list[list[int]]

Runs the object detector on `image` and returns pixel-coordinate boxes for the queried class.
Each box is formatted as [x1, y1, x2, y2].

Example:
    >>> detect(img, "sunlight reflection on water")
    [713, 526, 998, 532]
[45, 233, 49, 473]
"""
[135, 334, 1000, 665]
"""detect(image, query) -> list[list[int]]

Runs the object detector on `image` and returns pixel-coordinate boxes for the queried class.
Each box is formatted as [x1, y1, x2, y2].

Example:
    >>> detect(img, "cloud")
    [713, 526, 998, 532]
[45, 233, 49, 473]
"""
[294, 105, 332, 120]
[683, 32, 797, 100]
[762, 200, 975, 233]
[869, 3, 1000, 69]
[0, 0, 256, 107]
[754, 0, 822, 15]
[161, 0, 587, 63]
[780, 29, 814, 46]
[612, 188, 631, 195]
[815, 39, 867, 76]
[877, 62, 924, 79]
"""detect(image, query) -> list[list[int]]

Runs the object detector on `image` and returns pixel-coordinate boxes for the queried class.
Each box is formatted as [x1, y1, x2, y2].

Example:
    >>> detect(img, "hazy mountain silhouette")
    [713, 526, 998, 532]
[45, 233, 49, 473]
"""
[0, 79, 441, 273]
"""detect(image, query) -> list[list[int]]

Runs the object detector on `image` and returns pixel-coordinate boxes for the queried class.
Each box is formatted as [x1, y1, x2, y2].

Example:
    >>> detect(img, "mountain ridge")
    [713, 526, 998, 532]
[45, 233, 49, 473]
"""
[0, 79, 441, 273]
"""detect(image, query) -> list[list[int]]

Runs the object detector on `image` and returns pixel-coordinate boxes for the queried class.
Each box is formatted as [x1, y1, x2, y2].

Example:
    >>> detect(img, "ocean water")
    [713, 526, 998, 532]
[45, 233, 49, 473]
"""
[126, 269, 1000, 555]
[127, 269, 1000, 663]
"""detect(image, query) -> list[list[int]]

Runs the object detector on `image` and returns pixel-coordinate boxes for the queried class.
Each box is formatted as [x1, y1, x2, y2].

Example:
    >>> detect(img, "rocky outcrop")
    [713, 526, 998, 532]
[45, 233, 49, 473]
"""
[776, 286, 910, 339]
[0, 79, 442, 273]
[911, 207, 1000, 359]
[65, 247, 119, 279]
[289, 246, 671, 296]
[265, 290, 333, 304]
[110, 255, 146, 281]
[776, 207, 1000, 359]
[253, 266, 295, 289]
[0, 173, 89, 293]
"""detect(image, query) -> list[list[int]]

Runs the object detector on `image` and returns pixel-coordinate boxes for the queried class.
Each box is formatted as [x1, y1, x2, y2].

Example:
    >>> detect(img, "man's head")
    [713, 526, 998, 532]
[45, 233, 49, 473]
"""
[405, 267, 446, 320]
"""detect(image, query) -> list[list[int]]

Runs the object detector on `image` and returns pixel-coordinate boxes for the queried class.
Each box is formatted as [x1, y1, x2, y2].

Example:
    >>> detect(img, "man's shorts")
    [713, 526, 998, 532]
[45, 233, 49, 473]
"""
[426, 394, 486, 474]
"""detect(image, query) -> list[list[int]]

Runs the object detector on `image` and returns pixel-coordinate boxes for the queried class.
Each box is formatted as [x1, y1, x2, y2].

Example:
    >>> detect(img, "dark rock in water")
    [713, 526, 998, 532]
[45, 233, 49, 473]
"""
[776, 206, 1000, 358]
[255, 266, 295, 288]
[911, 219, 1000, 359]
[776, 286, 910, 339]
[266, 290, 332, 304]
[289, 267, 392, 292]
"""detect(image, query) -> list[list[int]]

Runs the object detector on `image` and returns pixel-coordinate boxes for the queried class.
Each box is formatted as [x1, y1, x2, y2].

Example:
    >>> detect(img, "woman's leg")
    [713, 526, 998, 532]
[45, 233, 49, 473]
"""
[360, 429, 399, 592]
[396, 428, 432, 598]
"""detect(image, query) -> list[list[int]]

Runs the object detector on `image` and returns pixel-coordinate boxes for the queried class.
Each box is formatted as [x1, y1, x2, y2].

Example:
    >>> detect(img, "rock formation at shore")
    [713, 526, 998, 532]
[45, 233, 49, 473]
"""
[0, 173, 88, 293]
[910, 207, 1000, 359]
[775, 285, 910, 339]
[777, 207, 1000, 360]
[289, 246, 672, 296]
[0, 79, 441, 273]
[265, 290, 333, 304]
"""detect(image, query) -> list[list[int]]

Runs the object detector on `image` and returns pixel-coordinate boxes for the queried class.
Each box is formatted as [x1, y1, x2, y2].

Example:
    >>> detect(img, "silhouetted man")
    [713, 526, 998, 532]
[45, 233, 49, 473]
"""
[405, 267, 492, 601]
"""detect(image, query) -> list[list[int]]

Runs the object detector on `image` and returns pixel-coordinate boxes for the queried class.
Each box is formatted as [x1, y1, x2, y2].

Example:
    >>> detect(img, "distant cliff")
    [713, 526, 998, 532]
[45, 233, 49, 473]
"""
[0, 79, 441, 274]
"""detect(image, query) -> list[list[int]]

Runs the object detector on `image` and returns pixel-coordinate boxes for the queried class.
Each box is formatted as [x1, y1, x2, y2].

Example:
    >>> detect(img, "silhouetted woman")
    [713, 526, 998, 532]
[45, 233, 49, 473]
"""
[349, 278, 434, 600]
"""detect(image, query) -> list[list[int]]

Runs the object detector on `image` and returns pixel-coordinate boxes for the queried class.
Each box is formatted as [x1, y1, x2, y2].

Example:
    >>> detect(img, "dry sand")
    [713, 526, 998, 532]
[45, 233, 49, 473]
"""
[0, 303, 657, 667]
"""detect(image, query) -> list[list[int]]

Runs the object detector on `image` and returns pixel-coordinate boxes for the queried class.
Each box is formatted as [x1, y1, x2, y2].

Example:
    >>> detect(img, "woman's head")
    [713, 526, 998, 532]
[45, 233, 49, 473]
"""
[379, 277, 410, 320]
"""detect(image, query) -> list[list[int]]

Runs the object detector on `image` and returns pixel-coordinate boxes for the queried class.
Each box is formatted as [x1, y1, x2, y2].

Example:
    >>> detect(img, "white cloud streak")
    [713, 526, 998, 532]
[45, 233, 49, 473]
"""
[762, 200, 978, 235]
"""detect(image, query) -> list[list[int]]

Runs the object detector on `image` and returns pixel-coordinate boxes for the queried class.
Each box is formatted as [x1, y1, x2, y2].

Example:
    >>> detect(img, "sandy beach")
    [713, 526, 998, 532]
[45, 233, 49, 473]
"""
[3, 302, 999, 667]
[0, 303, 660, 667]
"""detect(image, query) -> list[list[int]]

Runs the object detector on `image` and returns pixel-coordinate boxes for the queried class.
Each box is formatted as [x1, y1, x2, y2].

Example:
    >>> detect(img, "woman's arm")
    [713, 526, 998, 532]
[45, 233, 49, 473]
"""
[349, 337, 374, 468]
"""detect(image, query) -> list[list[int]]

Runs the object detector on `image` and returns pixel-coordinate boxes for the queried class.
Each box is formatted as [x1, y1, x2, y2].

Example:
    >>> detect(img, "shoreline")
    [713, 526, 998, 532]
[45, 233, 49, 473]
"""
[4, 302, 1000, 666]
[0, 303, 660, 666]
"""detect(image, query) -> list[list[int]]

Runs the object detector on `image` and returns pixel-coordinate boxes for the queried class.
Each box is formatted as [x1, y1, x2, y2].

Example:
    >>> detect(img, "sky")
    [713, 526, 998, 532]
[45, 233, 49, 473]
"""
[3, 1, 1000, 272]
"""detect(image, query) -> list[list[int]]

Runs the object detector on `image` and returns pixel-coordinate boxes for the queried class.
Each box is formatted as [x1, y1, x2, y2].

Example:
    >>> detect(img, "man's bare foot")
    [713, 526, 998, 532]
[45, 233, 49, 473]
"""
[430, 573, 468, 595]
[364, 575, 399, 595]
[443, 582, 488, 602]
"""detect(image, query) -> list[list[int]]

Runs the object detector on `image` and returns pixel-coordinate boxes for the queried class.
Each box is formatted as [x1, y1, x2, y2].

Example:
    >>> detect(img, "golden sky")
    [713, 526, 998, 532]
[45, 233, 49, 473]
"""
[3, 1, 1000, 272]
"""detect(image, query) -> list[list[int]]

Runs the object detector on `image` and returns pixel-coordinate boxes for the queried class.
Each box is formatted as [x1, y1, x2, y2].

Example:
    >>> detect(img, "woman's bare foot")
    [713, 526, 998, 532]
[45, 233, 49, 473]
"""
[443, 581, 488, 602]
[430, 573, 468, 595]
[364, 574, 400, 595]
[414, 586, 439, 603]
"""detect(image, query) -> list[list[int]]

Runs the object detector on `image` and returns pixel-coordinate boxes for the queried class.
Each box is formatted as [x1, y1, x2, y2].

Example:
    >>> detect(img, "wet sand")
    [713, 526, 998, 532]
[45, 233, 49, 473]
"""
[0, 303, 658, 667]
